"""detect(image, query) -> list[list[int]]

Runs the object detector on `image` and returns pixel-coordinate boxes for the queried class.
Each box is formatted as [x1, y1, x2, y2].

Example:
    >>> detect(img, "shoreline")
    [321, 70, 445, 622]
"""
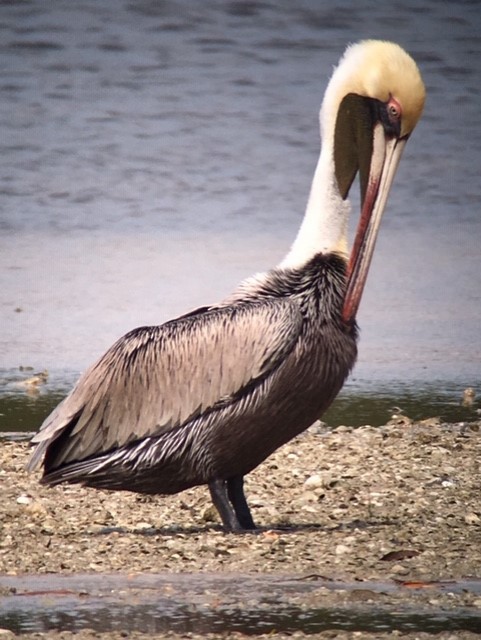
[1, 375, 479, 435]
[1, 418, 480, 638]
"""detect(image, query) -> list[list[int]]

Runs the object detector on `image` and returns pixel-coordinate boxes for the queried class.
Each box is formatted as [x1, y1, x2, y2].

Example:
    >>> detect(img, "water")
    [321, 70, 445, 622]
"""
[2, 573, 481, 634]
[1, 0, 481, 432]
[0, 373, 479, 434]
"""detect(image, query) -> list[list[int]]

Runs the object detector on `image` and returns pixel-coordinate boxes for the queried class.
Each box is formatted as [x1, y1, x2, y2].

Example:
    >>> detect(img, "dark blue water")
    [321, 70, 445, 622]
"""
[1, 0, 480, 430]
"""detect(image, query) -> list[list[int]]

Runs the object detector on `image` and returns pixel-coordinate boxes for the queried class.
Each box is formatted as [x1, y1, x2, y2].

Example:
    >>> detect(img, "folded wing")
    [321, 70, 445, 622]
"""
[28, 298, 303, 471]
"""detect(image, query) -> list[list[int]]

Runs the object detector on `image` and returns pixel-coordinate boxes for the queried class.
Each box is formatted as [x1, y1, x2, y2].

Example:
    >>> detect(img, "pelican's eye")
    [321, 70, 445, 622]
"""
[387, 97, 402, 125]
[379, 96, 402, 138]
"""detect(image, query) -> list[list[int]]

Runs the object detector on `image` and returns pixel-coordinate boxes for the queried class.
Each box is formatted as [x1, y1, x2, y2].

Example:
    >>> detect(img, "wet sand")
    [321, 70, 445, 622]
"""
[1, 416, 481, 638]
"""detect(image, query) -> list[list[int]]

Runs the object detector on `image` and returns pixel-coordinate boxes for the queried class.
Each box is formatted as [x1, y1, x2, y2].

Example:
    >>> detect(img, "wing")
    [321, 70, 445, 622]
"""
[28, 298, 303, 470]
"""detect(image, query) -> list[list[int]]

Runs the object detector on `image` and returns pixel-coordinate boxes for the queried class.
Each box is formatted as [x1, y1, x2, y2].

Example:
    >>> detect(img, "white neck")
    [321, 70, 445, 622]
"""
[279, 141, 350, 269]
[279, 44, 364, 271]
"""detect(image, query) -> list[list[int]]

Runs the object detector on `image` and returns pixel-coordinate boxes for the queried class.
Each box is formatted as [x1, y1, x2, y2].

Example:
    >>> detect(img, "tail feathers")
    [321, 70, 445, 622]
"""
[39, 450, 183, 495]
[40, 454, 118, 488]
[38, 434, 201, 496]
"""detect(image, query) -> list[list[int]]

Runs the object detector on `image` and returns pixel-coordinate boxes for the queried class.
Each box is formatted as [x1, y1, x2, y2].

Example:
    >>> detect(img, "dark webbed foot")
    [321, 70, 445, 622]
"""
[208, 475, 257, 532]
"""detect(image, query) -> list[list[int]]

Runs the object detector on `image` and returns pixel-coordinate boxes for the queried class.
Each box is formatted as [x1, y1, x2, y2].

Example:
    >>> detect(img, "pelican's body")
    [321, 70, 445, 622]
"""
[28, 41, 425, 532]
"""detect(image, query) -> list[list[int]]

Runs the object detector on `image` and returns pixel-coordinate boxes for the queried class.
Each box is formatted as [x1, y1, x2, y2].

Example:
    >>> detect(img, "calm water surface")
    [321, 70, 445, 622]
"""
[1, 1, 480, 430]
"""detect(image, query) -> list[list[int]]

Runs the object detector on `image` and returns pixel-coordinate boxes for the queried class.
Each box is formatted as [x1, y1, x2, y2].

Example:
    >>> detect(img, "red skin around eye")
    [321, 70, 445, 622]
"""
[387, 95, 402, 121]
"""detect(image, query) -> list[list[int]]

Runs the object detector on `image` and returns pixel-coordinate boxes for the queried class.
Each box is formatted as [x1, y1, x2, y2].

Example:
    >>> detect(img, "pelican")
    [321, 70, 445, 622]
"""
[28, 41, 425, 532]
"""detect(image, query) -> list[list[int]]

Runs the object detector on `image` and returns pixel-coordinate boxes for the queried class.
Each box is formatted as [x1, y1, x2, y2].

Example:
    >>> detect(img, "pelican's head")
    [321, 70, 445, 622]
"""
[322, 40, 425, 323]
[322, 40, 425, 145]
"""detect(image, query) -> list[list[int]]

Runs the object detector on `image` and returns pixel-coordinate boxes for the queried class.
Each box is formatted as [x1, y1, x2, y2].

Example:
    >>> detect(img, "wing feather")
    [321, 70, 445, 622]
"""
[28, 299, 302, 470]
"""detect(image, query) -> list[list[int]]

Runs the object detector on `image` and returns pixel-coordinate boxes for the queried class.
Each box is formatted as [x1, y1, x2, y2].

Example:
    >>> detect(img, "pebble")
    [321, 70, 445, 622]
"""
[464, 512, 480, 525]
[303, 474, 323, 489]
[333, 425, 351, 433]
[389, 564, 410, 575]
[335, 544, 351, 555]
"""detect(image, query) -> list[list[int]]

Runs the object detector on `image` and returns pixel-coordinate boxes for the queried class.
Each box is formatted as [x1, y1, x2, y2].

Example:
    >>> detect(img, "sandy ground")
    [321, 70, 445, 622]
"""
[1, 415, 480, 639]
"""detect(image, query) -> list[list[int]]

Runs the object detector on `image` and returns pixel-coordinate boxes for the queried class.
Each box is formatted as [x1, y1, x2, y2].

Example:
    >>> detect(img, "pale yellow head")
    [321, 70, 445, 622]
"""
[322, 40, 426, 139]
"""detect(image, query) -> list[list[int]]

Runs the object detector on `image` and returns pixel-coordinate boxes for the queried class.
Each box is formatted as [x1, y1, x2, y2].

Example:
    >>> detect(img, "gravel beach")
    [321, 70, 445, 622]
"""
[1, 416, 480, 639]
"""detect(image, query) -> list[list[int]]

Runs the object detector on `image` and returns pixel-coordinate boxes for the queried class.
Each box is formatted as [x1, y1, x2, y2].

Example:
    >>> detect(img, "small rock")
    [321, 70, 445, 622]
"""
[25, 502, 47, 517]
[335, 544, 350, 555]
[308, 420, 327, 434]
[390, 563, 409, 575]
[303, 474, 323, 489]
[419, 416, 442, 427]
[333, 425, 351, 433]
[464, 512, 480, 525]
[301, 504, 318, 514]
[16, 495, 31, 505]
[349, 588, 377, 602]
[200, 505, 219, 523]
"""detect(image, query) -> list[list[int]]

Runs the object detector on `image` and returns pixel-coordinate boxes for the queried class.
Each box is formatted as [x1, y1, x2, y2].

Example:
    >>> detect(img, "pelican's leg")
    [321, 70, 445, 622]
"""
[227, 475, 256, 530]
[208, 479, 243, 532]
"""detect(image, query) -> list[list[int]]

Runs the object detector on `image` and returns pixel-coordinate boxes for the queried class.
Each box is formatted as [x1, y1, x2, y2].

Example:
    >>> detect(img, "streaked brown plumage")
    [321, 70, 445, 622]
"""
[28, 41, 425, 532]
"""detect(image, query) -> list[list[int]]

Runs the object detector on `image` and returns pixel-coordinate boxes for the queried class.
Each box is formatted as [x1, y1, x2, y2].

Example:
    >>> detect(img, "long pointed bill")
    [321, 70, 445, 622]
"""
[342, 126, 407, 324]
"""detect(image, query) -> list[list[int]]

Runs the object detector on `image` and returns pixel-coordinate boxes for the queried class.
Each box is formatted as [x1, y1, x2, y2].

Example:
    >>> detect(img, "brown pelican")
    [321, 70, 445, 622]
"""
[28, 41, 425, 532]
